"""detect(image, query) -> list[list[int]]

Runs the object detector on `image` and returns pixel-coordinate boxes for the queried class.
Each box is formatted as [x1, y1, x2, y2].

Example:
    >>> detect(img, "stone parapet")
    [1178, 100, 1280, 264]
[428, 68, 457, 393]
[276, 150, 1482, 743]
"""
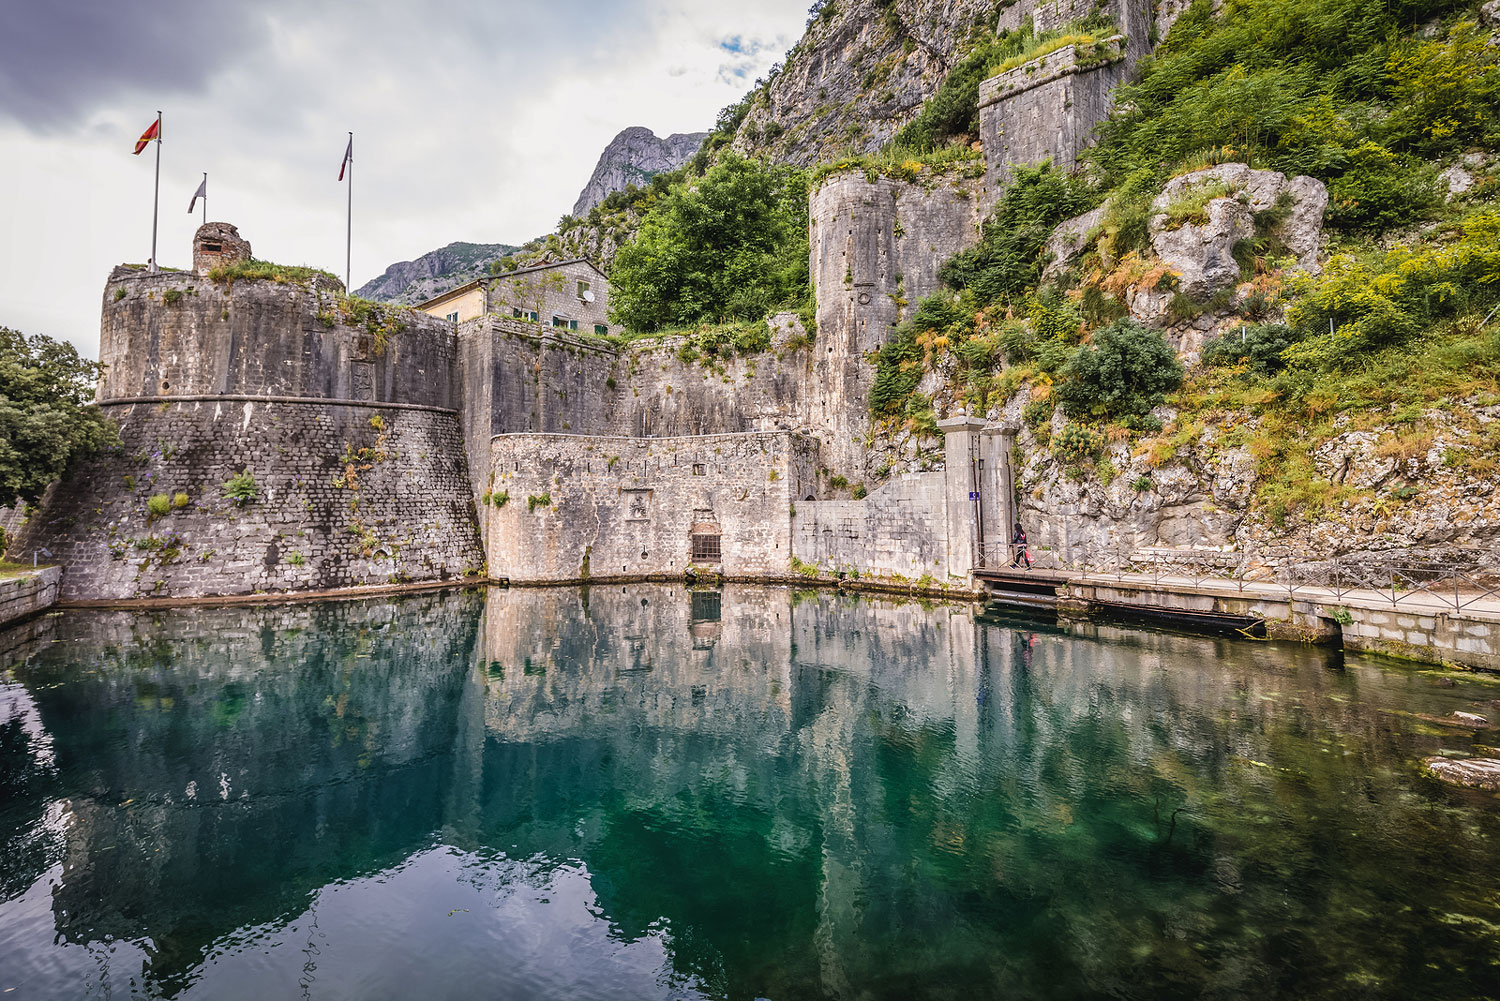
[978, 36, 1126, 109]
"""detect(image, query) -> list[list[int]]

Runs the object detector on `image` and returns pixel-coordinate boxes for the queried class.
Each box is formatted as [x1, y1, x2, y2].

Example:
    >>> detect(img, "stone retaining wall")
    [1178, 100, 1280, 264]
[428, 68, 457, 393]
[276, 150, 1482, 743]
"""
[792, 473, 950, 581]
[0, 567, 61, 630]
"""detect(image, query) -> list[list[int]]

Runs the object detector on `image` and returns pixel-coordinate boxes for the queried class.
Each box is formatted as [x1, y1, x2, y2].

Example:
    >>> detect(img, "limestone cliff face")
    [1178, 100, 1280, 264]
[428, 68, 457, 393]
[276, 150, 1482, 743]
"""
[356, 241, 519, 305]
[1005, 393, 1500, 562]
[570, 127, 707, 217]
[733, 0, 999, 166]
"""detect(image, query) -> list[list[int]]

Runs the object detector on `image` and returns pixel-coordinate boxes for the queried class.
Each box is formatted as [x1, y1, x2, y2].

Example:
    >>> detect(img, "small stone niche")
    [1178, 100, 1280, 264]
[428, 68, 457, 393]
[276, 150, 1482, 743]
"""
[193, 222, 252, 277]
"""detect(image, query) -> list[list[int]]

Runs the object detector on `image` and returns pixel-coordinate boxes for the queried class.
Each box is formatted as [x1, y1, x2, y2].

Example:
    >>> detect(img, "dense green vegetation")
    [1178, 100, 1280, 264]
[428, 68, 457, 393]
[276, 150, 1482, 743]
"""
[608, 154, 812, 332]
[1093, 0, 1493, 197]
[0, 327, 117, 512]
[863, 0, 1500, 527]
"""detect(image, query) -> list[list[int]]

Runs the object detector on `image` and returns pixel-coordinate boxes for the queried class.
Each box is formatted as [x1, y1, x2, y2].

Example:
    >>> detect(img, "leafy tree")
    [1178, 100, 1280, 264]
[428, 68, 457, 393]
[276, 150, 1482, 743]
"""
[609, 154, 811, 332]
[0, 327, 117, 509]
[1055, 320, 1183, 420]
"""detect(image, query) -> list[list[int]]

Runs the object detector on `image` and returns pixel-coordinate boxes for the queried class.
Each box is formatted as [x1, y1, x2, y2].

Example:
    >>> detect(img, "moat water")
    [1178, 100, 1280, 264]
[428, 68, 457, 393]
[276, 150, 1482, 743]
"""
[1, 586, 1498, 1000]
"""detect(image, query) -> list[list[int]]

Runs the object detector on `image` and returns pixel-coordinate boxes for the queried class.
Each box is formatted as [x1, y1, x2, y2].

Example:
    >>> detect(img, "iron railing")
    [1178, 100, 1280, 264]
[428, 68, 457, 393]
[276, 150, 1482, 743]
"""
[978, 543, 1500, 613]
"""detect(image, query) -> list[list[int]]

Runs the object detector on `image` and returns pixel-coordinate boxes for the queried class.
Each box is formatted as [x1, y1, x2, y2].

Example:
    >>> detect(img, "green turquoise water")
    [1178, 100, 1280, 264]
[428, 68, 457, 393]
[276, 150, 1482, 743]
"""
[1, 585, 1498, 1000]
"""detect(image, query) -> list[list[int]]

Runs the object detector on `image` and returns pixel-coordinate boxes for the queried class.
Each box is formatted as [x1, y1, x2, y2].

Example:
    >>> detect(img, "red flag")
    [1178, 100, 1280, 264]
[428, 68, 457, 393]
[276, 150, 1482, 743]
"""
[133, 117, 160, 155]
[338, 136, 352, 180]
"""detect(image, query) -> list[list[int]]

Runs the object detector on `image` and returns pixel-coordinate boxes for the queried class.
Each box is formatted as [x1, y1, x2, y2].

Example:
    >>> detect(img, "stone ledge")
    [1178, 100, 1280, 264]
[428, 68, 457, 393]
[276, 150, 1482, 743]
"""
[0, 566, 62, 629]
[98, 395, 458, 415]
[978, 36, 1126, 109]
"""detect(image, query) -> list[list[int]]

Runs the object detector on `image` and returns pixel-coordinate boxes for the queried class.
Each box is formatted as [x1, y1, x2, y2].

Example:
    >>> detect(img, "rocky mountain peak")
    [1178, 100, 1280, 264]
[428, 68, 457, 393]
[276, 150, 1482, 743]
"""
[570, 127, 708, 217]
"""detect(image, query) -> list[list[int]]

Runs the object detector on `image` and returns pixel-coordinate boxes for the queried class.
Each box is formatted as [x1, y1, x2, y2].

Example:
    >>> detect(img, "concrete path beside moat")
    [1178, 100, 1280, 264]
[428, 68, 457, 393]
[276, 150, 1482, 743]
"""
[978, 567, 1500, 671]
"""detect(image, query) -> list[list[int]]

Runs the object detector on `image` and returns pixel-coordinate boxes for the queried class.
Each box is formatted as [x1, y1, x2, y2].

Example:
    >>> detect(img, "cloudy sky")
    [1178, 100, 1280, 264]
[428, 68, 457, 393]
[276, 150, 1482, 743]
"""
[0, 0, 807, 358]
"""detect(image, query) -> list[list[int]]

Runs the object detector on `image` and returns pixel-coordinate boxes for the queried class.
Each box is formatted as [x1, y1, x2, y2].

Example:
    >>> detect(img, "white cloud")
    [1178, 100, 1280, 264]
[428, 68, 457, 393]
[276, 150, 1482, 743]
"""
[0, 0, 806, 358]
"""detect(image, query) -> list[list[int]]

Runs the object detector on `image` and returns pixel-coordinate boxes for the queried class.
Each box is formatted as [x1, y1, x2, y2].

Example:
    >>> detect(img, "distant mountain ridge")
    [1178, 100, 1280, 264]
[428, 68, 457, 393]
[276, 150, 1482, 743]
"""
[571, 127, 708, 216]
[356, 241, 519, 305]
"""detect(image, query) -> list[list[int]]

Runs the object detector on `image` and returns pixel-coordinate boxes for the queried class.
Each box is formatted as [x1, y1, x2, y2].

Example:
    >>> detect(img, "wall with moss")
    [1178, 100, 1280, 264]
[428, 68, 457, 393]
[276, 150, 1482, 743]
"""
[10, 399, 483, 601]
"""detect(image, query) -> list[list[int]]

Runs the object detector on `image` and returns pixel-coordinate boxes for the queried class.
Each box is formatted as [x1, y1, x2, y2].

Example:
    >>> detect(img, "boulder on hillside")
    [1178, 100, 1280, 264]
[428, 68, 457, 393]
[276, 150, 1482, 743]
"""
[1148, 164, 1327, 298]
[1042, 204, 1107, 279]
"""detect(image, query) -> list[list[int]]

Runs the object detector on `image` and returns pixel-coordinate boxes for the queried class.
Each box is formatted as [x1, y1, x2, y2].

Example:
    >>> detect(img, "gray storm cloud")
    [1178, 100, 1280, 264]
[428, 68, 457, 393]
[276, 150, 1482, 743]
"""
[0, 1, 271, 128]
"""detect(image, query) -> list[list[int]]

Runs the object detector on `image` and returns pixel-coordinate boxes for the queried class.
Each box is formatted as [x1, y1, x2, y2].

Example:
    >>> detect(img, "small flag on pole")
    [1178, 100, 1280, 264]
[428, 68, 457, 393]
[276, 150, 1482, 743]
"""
[338, 136, 353, 180]
[188, 175, 207, 214]
[133, 118, 160, 155]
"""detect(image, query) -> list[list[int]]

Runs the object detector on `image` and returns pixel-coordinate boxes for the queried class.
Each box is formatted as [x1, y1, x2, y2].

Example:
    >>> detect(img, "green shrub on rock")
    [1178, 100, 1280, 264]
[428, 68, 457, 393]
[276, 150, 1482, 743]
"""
[1052, 423, 1103, 464]
[1056, 320, 1184, 420]
[1203, 323, 1302, 374]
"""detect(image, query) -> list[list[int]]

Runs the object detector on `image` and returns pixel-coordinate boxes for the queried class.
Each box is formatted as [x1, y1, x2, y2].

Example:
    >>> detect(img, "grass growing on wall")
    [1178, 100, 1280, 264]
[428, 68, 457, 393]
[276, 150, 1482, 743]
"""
[207, 259, 340, 287]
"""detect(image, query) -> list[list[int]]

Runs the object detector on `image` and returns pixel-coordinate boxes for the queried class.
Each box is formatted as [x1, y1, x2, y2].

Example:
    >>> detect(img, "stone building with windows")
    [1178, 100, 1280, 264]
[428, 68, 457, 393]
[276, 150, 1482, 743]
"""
[418, 259, 616, 336]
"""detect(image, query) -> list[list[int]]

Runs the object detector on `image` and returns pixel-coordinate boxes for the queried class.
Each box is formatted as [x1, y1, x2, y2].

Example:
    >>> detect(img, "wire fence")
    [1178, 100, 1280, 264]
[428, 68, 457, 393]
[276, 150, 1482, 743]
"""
[978, 543, 1500, 613]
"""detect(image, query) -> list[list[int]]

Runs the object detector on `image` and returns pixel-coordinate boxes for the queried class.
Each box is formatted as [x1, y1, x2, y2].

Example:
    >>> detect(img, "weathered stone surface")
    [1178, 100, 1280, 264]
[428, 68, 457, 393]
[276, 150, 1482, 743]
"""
[1312, 431, 1399, 490]
[731, 0, 1001, 166]
[488, 431, 814, 582]
[1440, 165, 1475, 199]
[0, 567, 59, 629]
[571, 126, 706, 216]
[979, 37, 1129, 192]
[1425, 757, 1500, 791]
[1484, 0, 1500, 26]
[1151, 197, 1255, 298]
[1043, 204, 1107, 278]
[100, 269, 455, 408]
[11, 400, 483, 601]
[192, 222, 250, 277]
[807, 171, 983, 475]
[1149, 164, 1327, 297]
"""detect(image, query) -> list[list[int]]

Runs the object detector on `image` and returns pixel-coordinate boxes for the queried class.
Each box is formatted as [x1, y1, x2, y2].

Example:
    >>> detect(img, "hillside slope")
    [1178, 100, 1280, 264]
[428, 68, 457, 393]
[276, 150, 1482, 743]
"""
[356, 241, 518, 305]
[728, 0, 1000, 165]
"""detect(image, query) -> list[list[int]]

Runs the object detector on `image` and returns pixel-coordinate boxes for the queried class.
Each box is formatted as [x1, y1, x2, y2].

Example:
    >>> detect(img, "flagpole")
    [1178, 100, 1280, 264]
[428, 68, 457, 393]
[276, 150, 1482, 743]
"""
[150, 111, 162, 272]
[202, 172, 207, 226]
[345, 132, 353, 293]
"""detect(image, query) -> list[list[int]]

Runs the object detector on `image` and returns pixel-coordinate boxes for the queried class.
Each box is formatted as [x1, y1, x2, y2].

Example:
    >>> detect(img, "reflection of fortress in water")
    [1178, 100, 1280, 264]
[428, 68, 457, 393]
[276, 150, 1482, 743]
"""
[0, 586, 1452, 997]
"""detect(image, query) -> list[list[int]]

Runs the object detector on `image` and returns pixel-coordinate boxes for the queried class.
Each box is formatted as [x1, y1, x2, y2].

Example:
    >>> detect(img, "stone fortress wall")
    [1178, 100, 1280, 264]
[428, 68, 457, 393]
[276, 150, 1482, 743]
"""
[11, 229, 484, 601]
[487, 431, 815, 582]
[13, 0, 1170, 600]
[96, 268, 460, 408]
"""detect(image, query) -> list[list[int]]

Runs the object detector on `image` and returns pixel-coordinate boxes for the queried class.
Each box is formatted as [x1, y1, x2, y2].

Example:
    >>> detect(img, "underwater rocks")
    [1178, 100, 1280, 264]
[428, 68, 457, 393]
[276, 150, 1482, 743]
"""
[1425, 756, 1500, 791]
